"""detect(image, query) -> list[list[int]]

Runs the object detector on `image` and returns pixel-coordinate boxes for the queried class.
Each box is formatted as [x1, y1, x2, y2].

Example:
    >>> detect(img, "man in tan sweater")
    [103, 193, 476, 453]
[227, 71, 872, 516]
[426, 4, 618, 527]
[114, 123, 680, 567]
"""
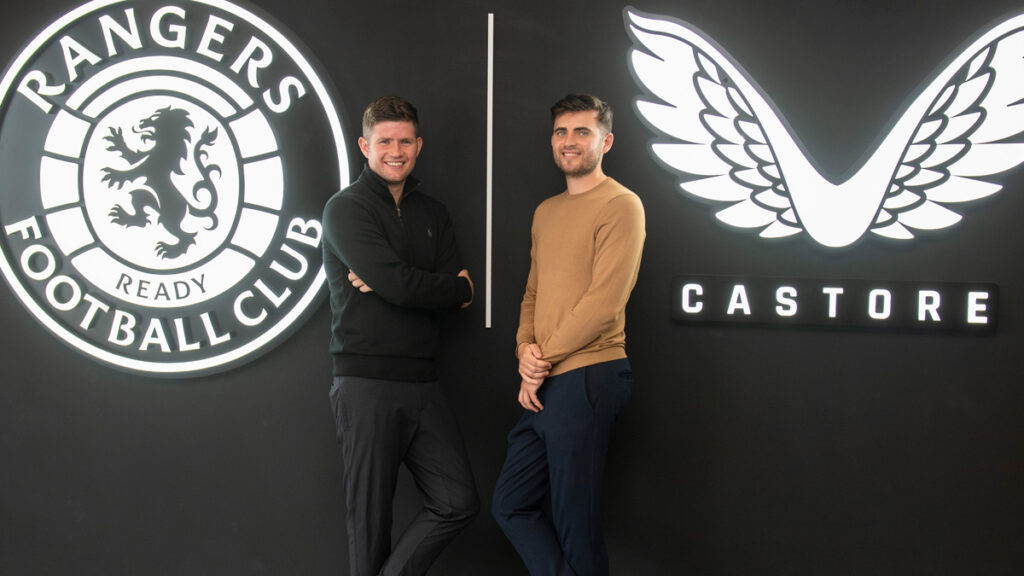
[492, 94, 645, 576]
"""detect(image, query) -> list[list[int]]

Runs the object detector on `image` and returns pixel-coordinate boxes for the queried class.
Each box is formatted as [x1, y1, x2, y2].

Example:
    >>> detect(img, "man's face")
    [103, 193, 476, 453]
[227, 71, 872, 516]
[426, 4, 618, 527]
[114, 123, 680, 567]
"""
[551, 110, 613, 177]
[358, 120, 422, 187]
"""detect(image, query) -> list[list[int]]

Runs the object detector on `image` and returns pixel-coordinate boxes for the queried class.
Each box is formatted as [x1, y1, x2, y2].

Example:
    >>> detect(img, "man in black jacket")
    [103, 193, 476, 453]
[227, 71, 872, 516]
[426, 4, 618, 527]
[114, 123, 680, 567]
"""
[322, 96, 478, 576]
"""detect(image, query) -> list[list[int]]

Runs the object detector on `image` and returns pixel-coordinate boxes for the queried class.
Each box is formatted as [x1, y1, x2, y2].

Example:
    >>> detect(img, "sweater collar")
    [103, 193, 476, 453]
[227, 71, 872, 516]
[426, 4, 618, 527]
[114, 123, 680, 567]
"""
[359, 164, 420, 204]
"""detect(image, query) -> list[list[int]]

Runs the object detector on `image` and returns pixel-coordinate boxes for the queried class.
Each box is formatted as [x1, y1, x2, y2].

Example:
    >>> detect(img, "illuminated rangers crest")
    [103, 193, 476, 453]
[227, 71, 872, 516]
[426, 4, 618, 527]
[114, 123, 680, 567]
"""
[0, 0, 349, 375]
[625, 8, 1024, 248]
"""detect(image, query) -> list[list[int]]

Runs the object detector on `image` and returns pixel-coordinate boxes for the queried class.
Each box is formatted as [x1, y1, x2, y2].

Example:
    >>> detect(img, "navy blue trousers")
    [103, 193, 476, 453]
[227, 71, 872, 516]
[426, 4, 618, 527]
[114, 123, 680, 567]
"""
[492, 359, 632, 576]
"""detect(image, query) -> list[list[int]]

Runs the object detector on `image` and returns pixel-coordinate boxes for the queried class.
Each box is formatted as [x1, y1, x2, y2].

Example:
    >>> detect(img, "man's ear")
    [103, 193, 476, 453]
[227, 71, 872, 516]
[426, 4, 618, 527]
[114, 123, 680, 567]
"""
[602, 131, 614, 154]
[358, 136, 369, 158]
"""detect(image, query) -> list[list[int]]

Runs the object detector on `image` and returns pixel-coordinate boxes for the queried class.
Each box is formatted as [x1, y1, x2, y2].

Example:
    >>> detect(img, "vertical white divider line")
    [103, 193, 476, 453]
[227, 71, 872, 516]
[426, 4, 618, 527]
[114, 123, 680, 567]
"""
[485, 13, 494, 329]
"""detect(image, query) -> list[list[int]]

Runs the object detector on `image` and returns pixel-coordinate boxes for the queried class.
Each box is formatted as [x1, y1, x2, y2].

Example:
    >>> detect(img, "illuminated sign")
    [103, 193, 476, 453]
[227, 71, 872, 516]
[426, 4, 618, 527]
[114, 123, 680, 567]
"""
[0, 0, 349, 376]
[672, 276, 997, 332]
[625, 8, 1024, 248]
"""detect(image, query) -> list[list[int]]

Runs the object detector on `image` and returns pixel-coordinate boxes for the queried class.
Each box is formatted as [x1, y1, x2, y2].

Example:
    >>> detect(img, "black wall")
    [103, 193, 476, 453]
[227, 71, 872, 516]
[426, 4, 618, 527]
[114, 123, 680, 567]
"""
[2, 0, 1023, 574]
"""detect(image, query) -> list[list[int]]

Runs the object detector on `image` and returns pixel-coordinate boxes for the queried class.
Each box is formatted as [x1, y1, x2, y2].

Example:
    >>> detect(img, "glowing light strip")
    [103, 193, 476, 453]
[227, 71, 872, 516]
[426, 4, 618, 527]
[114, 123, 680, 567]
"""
[485, 13, 494, 329]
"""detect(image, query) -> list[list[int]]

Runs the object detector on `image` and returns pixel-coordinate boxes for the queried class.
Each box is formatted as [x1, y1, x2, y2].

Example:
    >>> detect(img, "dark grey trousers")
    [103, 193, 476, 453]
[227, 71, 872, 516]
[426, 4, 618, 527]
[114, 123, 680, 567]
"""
[330, 376, 479, 576]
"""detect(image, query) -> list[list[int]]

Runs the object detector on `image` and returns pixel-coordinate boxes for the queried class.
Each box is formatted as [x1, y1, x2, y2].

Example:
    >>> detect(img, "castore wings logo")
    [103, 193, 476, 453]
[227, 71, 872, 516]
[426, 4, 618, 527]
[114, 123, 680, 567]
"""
[625, 8, 1024, 248]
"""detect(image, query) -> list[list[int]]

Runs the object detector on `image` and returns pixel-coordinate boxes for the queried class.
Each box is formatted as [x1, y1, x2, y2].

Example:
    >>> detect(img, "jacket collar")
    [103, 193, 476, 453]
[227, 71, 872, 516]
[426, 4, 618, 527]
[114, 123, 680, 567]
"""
[359, 164, 420, 205]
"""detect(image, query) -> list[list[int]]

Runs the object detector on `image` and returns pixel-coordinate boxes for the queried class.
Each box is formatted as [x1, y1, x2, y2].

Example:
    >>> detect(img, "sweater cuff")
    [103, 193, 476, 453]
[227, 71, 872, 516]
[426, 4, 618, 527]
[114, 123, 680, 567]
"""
[515, 341, 531, 359]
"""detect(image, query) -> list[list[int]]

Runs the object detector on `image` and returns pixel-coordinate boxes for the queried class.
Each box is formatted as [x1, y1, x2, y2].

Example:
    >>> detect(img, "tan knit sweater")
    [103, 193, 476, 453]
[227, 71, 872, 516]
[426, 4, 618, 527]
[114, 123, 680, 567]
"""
[516, 177, 645, 376]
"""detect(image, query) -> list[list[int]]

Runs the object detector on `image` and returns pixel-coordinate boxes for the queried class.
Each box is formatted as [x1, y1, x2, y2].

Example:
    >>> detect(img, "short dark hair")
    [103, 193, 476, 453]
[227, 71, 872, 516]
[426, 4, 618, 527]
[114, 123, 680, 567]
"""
[362, 96, 419, 138]
[550, 93, 612, 134]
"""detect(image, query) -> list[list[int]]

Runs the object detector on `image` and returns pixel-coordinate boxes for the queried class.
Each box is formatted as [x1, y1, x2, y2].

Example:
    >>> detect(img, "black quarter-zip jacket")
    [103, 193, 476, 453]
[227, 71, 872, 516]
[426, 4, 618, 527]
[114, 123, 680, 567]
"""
[322, 166, 472, 380]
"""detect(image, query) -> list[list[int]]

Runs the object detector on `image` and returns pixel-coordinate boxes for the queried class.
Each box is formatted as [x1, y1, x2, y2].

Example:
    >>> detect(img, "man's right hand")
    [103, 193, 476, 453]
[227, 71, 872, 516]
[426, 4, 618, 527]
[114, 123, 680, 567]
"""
[519, 379, 544, 412]
[348, 270, 373, 293]
[518, 342, 549, 412]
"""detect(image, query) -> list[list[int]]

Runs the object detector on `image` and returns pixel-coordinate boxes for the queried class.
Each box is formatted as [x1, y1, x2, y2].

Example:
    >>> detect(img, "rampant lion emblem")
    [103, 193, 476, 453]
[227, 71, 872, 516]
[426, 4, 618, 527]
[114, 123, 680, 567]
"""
[101, 107, 221, 259]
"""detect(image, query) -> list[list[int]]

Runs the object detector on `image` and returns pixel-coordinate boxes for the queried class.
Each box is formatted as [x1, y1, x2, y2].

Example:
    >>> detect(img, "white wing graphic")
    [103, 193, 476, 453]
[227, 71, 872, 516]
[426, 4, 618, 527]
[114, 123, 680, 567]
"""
[625, 8, 1024, 247]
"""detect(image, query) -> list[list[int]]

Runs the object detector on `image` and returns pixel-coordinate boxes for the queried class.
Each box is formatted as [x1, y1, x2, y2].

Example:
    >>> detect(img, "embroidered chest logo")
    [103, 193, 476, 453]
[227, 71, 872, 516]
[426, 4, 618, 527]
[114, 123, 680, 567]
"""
[0, 0, 350, 376]
[625, 8, 1024, 248]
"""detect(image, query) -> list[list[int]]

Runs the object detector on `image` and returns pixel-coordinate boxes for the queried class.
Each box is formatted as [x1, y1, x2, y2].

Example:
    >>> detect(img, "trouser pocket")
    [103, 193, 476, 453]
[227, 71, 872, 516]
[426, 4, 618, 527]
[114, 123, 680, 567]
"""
[583, 359, 633, 417]
[329, 377, 347, 444]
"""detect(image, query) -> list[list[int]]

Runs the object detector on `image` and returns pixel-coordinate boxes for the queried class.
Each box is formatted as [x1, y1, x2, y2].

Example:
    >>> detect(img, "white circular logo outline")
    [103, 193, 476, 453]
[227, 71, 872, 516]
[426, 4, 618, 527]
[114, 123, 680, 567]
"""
[0, 0, 349, 375]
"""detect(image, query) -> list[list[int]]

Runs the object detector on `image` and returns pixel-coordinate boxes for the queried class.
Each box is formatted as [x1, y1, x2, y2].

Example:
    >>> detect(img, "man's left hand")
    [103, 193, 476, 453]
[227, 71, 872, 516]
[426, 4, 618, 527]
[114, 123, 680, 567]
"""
[459, 269, 473, 308]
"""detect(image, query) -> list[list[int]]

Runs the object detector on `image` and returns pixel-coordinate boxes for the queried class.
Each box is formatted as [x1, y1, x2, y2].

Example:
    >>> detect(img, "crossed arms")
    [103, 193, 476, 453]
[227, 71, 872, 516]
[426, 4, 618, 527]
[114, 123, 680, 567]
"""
[323, 194, 473, 310]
